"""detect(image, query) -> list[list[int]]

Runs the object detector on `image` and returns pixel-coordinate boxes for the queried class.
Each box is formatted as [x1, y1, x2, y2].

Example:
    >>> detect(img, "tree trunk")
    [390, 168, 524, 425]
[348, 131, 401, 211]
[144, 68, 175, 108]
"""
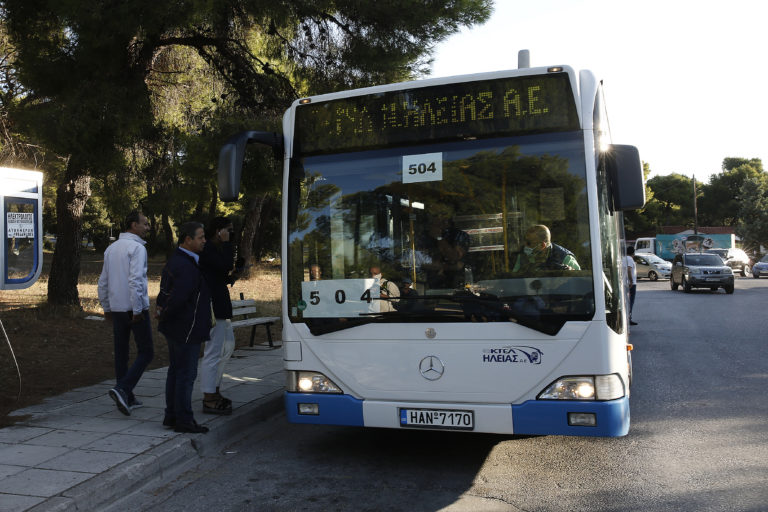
[239, 192, 269, 278]
[208, 181, 218, 220]
[162, 212, 174, 259]
[47, 163, 91, 308]
[252, 195, 277, 260]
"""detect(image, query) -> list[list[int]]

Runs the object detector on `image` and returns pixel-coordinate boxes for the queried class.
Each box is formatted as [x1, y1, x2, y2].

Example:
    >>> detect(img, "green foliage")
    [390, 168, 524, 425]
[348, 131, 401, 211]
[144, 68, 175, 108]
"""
[722, 157, 763, 173]
[641, 173, 697, 230]
[627, 157, 767, 244]
[698, 159, 763, 226]
[736, 174, 768, 252]
[0, 0, 494, 303]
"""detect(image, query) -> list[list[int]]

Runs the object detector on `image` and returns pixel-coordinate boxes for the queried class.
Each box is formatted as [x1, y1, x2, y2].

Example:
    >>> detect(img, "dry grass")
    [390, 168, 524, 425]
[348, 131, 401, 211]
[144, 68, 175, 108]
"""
[1, 253, 282, 315]
[0, 251, 282, 426]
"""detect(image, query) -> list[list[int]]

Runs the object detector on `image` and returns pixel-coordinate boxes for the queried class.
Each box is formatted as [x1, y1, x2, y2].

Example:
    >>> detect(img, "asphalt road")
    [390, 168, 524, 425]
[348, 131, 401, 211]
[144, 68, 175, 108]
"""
[127, 276, 768, 512]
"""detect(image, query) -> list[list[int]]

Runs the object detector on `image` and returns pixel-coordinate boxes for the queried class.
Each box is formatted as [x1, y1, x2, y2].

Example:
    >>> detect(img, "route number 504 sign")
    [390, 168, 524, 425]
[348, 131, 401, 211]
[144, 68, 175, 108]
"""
[402, 153, 443, 184]
[301, 279, 380, 317]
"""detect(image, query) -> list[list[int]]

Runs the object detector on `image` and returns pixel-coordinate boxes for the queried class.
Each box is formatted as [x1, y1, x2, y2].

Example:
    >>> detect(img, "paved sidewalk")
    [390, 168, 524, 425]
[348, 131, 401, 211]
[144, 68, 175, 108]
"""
[0, 346, 285, 512]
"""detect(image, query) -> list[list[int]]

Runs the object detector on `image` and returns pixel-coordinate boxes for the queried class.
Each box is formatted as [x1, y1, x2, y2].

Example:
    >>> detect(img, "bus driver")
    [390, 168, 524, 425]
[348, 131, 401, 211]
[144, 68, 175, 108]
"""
[512, 224, 580, 273]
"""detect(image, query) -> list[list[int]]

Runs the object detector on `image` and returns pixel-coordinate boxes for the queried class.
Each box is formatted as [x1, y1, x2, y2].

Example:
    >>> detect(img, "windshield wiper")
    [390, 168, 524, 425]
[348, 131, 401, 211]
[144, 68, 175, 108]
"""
[305, 290, 589, 336]
[306, 310, 465, 335]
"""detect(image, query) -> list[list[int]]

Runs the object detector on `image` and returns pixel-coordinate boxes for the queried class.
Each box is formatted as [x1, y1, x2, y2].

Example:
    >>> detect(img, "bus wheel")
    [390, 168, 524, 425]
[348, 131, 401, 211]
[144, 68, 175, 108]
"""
[649, 271, 658, 281]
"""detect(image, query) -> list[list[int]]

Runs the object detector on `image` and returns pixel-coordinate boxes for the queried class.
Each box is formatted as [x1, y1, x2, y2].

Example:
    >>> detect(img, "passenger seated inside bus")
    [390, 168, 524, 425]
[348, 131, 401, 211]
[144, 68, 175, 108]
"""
[308, 262, 322, 281]
[395, 277, 418, 312]
[369, 265, 399, 312]
[512, 224, 580, 273]
[414, 209, 470, 289]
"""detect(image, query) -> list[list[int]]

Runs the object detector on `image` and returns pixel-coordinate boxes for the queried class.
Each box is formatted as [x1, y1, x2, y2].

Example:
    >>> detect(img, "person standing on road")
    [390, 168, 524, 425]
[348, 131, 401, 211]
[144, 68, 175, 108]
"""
[98, 210, 154, 416]
[626, 246, 638, 326]
[199, 217, 237, 415]
[157, 222, 212, 434]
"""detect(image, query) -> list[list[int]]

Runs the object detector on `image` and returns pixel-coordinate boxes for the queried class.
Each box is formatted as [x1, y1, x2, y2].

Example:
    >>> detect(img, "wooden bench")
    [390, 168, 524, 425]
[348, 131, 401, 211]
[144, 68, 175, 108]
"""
[231, 296, 280, 348]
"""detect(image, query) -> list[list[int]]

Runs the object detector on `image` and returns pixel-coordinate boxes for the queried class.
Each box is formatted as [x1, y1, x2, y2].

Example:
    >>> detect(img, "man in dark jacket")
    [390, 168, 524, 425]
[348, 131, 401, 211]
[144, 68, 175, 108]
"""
[512, 224, 580, 273]
[199, 217, 236, 415]
[157, 222, 212, 434]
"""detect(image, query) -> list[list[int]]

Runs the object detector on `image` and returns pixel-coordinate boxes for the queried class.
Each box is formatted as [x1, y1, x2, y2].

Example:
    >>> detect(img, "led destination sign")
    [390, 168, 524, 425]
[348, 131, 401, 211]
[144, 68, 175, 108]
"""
[294, 72, 580, 156]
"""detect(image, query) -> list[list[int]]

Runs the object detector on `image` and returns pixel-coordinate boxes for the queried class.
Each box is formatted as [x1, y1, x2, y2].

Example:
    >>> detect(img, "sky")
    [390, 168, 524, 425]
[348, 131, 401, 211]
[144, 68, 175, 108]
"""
[430, 0, 768, 181]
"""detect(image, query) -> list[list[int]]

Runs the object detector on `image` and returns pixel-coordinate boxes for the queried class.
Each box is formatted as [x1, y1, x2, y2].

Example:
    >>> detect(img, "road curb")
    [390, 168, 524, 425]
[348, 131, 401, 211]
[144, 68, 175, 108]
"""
[29, 390, 284, 512]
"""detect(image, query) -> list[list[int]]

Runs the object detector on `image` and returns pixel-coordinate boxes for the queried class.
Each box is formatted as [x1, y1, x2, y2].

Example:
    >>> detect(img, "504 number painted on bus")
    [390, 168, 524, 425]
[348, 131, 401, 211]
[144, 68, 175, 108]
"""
[402, 153, 443, 184]
[301, 278, 381, 317]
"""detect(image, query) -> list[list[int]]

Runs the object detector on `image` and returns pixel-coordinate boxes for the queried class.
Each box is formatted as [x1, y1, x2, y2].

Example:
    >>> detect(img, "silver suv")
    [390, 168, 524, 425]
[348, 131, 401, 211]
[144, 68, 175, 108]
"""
[671, 253, 734, 294]
[705, 248, 751, 276]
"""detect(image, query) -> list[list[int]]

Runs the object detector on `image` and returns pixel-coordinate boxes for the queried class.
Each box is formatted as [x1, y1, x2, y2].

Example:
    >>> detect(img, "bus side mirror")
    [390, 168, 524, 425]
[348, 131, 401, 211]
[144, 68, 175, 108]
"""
[605, 144, 645, 211]
[218, 131, 284, 202]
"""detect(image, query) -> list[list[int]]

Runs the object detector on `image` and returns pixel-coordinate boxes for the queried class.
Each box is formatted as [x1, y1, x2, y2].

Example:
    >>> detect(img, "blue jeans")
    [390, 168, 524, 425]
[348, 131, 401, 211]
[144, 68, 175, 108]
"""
[112, 310, 154, 401]
[164, 336, 202, 425]
[628, 284, 637, 320]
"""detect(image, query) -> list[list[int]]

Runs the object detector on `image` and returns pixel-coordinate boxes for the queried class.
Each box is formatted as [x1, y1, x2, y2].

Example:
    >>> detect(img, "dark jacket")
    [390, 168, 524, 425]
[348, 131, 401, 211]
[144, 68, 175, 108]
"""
[199, 240, 234, 319]
[157, 248, 212, 344]
[517, 243, 575, 271]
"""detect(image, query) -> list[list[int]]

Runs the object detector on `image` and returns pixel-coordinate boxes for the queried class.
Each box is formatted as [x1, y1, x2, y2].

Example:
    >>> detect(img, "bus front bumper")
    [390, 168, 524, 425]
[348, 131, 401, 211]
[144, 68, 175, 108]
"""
[285, 393, 630, 437]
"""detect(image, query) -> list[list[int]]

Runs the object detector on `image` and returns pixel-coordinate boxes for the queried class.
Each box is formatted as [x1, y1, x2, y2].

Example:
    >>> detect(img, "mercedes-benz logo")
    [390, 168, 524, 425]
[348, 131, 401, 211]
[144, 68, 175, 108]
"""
[419, 356, 445, 380]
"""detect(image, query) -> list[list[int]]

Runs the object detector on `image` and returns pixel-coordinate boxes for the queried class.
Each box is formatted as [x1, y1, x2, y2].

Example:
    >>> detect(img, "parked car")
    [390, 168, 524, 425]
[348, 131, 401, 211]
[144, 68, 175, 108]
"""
[705, 247, 752, 276]
[670, 252, 734, 294]
[633, 253, 671, 280]
[752, 254, 768, 278]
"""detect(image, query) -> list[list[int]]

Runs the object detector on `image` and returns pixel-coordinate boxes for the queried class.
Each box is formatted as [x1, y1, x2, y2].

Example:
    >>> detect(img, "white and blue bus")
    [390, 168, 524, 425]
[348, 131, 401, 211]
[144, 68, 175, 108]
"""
[219, 52, 645, 437]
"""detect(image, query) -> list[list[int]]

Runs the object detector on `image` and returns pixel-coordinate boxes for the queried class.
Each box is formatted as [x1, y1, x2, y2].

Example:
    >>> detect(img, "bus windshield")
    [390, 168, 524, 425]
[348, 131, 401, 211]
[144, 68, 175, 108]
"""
[287, 130, 594, 336]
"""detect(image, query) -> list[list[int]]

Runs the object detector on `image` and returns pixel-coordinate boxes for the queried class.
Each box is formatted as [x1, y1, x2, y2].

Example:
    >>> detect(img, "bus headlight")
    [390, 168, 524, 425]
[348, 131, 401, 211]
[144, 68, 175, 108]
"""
[287, 371, 342, 393]
[538, 374, 624, 400]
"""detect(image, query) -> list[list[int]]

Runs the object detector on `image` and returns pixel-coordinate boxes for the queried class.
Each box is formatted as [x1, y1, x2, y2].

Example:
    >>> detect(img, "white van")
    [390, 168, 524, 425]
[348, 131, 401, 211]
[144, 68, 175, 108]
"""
[634, 237, 656, 255]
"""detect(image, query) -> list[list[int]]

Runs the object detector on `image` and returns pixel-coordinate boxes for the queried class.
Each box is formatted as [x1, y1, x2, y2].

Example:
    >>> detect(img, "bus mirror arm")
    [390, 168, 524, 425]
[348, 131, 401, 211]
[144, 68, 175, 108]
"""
[218, 131, 284, 202]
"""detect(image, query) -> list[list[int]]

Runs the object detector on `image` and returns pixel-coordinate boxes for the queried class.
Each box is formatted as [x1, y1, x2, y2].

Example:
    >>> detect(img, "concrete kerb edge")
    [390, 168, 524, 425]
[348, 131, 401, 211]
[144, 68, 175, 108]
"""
[191, 389, 285, 458]
[29, 390, 285, 512]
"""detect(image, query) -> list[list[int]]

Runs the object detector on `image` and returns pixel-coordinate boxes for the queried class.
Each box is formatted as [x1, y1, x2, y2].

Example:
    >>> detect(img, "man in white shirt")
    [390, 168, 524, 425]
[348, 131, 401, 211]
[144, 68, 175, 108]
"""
[626, 246, 638, 326]
[369, 265, 400, 312]
[98, 210, 154, 416]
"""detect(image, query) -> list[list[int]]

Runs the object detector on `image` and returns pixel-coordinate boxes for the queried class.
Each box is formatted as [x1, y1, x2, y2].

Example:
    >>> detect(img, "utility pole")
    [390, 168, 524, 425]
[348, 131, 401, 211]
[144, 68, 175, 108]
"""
[693, 174, 699, 238]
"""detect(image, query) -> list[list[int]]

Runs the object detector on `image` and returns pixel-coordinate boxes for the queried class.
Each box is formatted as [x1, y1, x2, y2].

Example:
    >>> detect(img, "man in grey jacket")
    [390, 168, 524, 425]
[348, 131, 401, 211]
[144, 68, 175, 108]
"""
[98, 210, 154, 416]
